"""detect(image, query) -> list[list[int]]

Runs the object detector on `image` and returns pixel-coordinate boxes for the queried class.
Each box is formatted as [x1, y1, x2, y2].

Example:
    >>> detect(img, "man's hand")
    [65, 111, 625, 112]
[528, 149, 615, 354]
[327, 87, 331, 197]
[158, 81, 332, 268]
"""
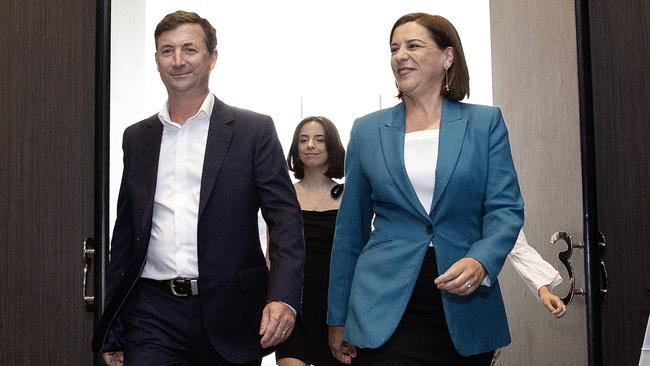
[328, 326, 356, 364]
[102, 351, 124, 366]
[259, 301, 296, 348]
[434, 257, 486, 295]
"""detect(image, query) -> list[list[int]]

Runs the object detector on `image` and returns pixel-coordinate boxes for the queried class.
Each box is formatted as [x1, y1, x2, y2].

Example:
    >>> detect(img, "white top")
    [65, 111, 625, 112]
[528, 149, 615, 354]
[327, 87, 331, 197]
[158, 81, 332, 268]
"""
[141, 93, 214, 280]
[508, 230, 563, 299]
[404, 129, 439, 214]
[404, 130, 488, 286]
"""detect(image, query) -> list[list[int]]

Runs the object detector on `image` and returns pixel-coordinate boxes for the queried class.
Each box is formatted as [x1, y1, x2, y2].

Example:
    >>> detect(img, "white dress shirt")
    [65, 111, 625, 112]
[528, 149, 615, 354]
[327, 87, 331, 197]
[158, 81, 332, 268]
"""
[507, 230, 563, 299]
[141, 94, 214, 280]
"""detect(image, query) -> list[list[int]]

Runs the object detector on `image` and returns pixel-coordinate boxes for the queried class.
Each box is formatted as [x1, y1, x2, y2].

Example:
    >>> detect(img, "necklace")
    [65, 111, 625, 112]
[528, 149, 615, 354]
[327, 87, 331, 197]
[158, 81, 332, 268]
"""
[298, 182, 330, 210]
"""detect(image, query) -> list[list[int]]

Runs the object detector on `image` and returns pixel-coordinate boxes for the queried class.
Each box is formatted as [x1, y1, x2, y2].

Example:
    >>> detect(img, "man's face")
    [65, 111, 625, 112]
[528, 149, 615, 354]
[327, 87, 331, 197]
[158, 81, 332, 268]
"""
[155, 23, 217, 97]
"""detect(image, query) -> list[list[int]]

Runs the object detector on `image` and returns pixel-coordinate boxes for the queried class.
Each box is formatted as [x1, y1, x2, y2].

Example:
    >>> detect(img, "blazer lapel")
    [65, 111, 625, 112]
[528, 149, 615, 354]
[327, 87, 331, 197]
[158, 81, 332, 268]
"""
[140, 116, 163, 234]
[379, 102, 430, 220]
[198, 98, 234, 218]
[430, 99, 467, 214]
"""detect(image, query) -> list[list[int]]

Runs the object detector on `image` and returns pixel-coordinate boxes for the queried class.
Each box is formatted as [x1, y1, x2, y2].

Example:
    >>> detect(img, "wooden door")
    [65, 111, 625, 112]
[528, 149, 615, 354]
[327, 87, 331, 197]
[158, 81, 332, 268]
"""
[490, 0, 588, 365]
[0, 0, 99, 364]
[589, 0, 650, 364]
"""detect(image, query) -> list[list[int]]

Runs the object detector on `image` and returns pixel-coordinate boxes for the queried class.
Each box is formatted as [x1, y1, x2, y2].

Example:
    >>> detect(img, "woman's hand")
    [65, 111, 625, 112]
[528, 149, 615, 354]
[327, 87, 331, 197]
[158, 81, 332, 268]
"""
[328, 326, 357, 364]
[434, 257, 486, 295]
[538, 285, 567, 318]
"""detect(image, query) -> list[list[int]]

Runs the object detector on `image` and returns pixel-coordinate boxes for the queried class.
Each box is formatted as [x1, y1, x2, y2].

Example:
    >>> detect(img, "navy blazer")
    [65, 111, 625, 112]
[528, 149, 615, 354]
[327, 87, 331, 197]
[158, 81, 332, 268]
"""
[92, 97, 304, 363]
[327, 100, 524, 356]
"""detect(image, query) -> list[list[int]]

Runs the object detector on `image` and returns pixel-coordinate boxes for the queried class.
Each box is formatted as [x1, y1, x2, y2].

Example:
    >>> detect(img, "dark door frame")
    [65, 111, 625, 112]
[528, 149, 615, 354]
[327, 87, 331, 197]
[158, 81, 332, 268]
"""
[574, 0, 605, 365]
[94, 0, 111, 364]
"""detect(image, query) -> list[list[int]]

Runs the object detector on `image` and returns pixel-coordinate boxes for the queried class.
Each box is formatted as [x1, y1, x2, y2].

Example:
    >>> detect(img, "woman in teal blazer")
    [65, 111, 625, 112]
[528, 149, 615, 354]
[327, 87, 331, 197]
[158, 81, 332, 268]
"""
[327, 13, 524, 365]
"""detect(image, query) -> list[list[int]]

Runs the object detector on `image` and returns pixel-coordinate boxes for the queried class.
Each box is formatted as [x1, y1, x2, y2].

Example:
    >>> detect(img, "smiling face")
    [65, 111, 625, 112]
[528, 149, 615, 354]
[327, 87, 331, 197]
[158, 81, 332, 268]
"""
[390, 21, 453, 100]
[298, 121, 329, 172]
[155, 23, 217, 98]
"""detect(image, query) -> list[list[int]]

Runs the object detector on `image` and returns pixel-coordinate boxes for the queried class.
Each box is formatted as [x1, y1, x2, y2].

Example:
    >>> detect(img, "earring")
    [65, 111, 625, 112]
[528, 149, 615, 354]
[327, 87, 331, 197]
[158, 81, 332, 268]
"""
[443, 66, 450, 94]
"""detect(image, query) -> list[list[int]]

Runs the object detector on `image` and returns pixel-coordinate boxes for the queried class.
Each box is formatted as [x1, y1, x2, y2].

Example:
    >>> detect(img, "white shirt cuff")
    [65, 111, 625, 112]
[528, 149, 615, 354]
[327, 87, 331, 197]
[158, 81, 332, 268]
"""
[481, 275, 492, 287]
[278, 301, 297, 315]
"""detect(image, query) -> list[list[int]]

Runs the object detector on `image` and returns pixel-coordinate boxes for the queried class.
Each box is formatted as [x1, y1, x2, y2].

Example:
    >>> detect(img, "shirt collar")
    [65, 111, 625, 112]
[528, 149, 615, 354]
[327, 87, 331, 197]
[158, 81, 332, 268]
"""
[158, 93, 215, 127]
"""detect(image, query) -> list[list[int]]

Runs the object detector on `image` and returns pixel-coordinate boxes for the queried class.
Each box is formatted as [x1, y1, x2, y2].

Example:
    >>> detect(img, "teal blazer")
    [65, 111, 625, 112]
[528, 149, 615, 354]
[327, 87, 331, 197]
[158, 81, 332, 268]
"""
[327, 100, 524, 356]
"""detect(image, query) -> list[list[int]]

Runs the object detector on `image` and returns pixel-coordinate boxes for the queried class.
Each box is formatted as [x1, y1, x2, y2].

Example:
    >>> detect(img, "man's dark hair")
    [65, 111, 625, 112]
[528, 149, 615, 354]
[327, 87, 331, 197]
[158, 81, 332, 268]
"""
[155, 10, 217, 53]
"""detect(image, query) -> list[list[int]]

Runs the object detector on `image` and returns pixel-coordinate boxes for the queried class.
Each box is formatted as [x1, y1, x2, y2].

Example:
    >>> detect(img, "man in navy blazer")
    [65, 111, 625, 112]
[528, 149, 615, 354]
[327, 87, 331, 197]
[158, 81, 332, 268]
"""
[92, 11, 304, 366]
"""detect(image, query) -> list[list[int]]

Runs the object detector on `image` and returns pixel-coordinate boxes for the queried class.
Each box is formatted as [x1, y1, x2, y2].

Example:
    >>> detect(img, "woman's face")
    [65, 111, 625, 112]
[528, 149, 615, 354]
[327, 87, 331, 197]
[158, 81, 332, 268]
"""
[390, 21, 452, 99]
[298, 121, 329, 171]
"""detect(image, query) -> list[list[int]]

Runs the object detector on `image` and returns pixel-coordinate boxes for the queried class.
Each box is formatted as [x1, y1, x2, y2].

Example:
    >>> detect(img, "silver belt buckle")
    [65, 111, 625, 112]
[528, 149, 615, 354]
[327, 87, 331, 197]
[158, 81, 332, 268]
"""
[169, 280, 187, 297]
[169, 278, 199, 296]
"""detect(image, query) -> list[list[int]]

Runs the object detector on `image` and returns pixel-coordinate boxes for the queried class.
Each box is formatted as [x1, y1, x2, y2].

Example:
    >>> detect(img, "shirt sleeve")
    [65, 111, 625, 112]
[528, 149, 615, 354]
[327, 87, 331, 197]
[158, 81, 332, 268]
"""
[507, 230, 563, 300]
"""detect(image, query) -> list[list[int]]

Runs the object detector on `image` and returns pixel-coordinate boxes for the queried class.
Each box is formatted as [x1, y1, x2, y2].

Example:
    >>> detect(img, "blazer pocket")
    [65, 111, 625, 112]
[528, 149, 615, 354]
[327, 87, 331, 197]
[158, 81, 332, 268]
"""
[238, 266, 268, 292]
[360, 238, 393, 254]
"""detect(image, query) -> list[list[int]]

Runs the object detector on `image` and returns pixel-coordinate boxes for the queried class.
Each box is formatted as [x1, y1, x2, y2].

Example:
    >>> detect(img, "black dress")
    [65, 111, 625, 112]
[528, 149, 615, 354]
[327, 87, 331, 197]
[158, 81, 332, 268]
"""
[275, 209, 344, 366]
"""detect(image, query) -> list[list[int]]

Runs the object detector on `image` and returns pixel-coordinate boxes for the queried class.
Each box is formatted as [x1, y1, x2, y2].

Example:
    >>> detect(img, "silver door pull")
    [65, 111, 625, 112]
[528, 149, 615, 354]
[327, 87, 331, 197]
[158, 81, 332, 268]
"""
[82, 237, 95, 307]
[596, 232, 608, 300]
[550, 231, 586, 305]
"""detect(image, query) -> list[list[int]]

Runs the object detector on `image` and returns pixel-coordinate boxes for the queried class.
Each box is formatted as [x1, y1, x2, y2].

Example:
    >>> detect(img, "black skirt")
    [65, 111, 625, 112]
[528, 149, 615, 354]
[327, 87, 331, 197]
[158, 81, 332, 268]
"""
[354, 247, 494, 366]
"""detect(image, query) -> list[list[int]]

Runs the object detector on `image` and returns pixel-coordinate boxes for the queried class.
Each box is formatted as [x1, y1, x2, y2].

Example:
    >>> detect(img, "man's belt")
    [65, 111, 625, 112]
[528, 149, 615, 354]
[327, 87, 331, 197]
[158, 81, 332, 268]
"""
[141, 277, 199, 297]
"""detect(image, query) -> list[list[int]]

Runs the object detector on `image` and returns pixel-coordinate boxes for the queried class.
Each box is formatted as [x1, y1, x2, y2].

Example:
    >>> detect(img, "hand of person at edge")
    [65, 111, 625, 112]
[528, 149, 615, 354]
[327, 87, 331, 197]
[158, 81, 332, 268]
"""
[259, 301, 296, 348]
[539, 285, 567, 318]
[328, 326, 357, 364]
[102, 351, 124, 366]
[434, 257, 486, 295]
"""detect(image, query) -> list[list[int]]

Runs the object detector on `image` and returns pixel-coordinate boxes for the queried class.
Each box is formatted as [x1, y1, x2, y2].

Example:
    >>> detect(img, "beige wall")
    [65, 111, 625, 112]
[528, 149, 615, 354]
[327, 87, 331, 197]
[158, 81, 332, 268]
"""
[490, 0, 587, 365]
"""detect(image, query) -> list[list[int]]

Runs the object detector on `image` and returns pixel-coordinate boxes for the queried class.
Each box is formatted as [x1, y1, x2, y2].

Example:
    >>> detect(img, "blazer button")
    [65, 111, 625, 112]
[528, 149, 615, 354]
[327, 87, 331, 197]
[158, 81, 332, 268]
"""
[426, 225, 433, 235]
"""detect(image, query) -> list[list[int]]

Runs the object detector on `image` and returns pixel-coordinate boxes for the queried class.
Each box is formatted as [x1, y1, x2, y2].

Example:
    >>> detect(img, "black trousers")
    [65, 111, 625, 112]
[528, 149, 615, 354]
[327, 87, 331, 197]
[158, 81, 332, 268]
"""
[354, 247, 494, 366]
[121, 280, 261, 366]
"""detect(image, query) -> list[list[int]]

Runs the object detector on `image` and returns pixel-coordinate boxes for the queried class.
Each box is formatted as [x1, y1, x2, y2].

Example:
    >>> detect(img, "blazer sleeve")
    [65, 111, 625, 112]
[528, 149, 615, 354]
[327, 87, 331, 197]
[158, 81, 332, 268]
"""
[327, 120, 374, 326]
[507, 230, 563, 299]
[466, 108, 524, 283]
[98, 130, 136, 352]
[105, 131, 136, 301]
[254, 117, 305, 311]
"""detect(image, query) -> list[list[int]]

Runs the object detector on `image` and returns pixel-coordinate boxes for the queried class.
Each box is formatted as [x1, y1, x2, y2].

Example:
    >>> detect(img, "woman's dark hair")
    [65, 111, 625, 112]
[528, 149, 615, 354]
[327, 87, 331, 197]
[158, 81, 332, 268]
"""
[287, 116, 345, 180]
[390, 13, 470, 101]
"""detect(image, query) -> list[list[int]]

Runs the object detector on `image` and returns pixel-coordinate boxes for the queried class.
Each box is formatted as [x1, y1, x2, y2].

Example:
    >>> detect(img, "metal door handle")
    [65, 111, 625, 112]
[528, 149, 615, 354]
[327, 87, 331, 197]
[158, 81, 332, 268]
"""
[83, 237, 95, 307]
[550, 231, 586, 305]
[596, 232, 608, 300]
